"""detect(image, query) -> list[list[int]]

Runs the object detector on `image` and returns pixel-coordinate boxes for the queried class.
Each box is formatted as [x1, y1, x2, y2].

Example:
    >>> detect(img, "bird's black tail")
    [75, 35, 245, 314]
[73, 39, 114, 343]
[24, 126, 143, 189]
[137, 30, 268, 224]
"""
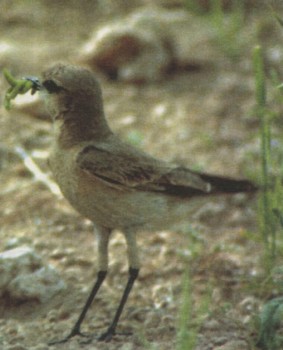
[196, 172, 257, 194]
[161, 170, 257, 198]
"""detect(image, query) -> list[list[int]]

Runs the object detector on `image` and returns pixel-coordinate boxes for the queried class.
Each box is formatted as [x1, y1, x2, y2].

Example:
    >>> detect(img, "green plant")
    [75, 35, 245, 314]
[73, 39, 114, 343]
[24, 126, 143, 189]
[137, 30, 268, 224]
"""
[184, 0, 205, 15]
[185, 0, 247, 61]
[252, 44, 283, 349]
[253, 45, 278, 270]
[176, 269, 196, 350]
[210, 0, 246, 61]
[257, 296, 283, 350]
[176, 231, 210, 350]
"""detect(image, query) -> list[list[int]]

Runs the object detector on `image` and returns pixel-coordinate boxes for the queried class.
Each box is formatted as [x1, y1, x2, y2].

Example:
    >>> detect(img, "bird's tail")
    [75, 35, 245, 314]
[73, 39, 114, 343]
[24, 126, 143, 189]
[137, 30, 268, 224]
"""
[196, 172, 258, 194]
[161, 170, 258, 197]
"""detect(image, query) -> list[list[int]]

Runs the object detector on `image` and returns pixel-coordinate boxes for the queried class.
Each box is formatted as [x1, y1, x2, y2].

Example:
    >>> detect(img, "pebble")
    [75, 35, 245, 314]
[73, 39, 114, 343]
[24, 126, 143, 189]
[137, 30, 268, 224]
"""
[46, 310, 59, 323]
[238, 296, 260, 314]
[0, 246, 65, 302]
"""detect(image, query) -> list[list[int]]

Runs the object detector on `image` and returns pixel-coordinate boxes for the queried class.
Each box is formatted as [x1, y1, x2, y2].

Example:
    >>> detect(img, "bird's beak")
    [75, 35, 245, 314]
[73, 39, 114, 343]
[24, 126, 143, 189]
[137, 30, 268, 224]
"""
[23, 76, 42, 95]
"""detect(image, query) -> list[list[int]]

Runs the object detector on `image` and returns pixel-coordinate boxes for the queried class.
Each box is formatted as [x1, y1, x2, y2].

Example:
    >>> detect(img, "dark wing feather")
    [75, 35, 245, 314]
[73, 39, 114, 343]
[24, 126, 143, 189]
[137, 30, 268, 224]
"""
[158, 168, 257, 197]
[76, 144, 256, 196]
[76, 144, 211, 193]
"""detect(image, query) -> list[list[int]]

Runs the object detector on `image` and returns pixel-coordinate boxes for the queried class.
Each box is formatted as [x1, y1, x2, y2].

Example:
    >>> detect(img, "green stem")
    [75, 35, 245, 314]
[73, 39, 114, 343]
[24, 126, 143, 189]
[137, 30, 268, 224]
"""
[253, 45, 276, 266]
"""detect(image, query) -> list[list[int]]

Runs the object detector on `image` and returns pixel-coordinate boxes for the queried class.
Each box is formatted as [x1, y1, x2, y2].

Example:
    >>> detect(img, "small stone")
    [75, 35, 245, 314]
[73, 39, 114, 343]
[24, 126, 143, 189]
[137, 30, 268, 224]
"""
[0, 246, 65, 302]
[8, 265, 66, 302]
[47, 309, 59, 322]
[4, 237, 29, 250]
[238, 296, 260, 314]
[0, 246, 41, 293]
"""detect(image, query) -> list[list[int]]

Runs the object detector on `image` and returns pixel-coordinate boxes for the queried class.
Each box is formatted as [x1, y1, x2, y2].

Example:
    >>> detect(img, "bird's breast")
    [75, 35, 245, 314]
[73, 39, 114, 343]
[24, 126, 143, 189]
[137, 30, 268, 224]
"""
[48, 144, 164, 229]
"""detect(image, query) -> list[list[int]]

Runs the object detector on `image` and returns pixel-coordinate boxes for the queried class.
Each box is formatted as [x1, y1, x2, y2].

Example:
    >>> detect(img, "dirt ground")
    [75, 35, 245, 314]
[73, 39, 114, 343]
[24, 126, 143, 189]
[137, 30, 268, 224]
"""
[1, 1, 283, 350]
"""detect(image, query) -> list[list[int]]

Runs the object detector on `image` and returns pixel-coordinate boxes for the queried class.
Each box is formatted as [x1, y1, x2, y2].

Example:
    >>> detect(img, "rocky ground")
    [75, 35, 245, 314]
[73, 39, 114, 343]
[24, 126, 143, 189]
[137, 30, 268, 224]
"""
[0, 1, 283, 349]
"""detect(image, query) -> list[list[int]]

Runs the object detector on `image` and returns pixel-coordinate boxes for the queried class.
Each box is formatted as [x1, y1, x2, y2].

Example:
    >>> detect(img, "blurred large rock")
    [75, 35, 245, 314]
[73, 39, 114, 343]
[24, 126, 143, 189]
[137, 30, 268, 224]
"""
[0, 246, 65, 302]
[78, 8, 219, 83]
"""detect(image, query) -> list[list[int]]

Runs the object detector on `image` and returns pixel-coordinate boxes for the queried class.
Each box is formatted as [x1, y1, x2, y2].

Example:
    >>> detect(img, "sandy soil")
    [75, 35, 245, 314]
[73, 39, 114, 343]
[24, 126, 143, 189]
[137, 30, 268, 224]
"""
[0, 1, 283, 349]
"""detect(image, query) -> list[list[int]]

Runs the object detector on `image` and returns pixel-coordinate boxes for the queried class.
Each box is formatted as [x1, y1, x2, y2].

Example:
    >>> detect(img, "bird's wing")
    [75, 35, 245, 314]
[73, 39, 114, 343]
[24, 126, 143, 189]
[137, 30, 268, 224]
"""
[76, 143, 211, 193]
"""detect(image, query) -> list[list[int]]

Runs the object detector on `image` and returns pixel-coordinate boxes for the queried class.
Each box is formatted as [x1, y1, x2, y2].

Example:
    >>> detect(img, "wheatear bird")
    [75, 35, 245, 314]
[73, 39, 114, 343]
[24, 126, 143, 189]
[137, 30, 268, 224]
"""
[39, 63, 256, 344]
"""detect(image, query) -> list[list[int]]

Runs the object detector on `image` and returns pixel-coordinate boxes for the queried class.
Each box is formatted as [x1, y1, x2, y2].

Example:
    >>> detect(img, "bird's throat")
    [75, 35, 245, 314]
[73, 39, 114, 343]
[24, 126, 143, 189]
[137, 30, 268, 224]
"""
[54, 111, 112, 148]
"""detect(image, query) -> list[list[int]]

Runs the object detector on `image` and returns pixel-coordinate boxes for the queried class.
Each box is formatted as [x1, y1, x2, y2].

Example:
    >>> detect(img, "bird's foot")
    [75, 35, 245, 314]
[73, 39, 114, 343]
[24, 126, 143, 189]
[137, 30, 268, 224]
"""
[48, 328, 90, 345]
[98, 328, 132, 342]
[98, 328, 116, 342]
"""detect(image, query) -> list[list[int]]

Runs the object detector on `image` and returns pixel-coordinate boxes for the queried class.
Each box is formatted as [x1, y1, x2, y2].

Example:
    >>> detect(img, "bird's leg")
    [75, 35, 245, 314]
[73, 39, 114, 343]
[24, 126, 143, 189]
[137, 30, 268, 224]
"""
[68, 270, 107, 338]
[98, 231, 140, 342]
[49, 270, 107, 345]
[48, 227, 111, 345]
[98, 267, 139, 342]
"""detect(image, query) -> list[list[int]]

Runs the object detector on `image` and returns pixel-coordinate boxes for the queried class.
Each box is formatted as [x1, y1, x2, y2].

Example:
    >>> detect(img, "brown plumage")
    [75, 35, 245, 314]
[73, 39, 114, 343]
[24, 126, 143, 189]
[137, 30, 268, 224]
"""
[40, 63, 257, 344]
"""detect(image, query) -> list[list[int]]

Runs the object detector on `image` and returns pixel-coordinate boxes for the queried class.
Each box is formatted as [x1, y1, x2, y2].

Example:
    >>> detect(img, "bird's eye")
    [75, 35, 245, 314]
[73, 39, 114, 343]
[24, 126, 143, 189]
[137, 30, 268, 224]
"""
[42, 79, 63, 93]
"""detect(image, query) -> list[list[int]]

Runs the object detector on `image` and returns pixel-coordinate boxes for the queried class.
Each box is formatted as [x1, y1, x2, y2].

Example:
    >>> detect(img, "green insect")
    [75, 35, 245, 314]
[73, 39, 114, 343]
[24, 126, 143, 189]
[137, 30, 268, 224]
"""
[3, 69, 40, 110]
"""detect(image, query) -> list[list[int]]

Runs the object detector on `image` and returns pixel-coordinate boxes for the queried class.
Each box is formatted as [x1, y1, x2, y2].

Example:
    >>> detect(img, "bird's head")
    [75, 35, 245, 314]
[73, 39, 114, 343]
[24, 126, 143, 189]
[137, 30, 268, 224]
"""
[41, 63, 104, 121]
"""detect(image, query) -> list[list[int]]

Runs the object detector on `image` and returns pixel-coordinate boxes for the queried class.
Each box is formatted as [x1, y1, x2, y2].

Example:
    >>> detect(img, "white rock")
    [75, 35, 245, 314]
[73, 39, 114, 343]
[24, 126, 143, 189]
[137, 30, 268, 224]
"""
[8, 265, 65, 303]
[0, 246, 65, 302]
[77, 8, 218, 82]
[0, 246, 42, 291]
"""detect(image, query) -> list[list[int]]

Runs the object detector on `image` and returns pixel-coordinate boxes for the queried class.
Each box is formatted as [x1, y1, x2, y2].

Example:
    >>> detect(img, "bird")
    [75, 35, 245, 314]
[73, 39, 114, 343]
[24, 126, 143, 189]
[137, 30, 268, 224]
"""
[37, 63, 257, 344]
